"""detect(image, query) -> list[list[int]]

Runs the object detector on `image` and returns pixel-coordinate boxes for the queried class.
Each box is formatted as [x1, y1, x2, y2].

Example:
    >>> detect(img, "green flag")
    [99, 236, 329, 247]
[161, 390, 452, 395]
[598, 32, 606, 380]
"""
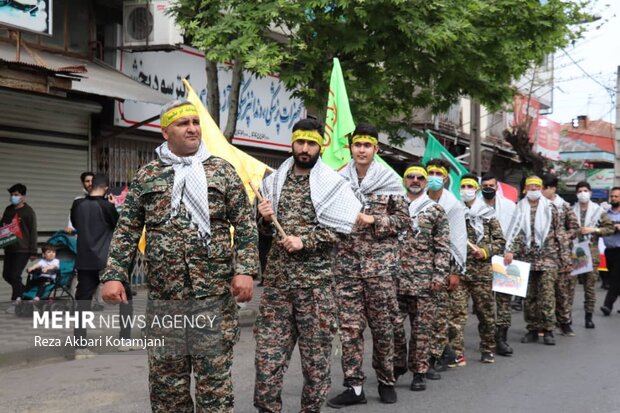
[422, 132, 468, 199]
[323, 58, 355, 170]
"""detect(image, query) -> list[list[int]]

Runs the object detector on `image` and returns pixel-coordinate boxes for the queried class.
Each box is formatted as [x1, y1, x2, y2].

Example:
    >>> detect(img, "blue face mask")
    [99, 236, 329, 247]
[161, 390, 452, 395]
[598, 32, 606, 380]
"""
[427, 176, 445, 191]
[10, 195, 21, 205]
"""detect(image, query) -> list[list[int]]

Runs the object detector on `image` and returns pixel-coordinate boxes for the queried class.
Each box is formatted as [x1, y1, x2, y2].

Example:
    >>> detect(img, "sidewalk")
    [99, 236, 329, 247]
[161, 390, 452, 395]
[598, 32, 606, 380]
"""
[0, 280, 262, 369]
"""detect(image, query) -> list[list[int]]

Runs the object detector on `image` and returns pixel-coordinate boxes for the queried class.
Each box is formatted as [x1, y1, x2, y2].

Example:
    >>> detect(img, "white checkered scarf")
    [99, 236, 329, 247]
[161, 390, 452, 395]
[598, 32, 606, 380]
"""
[507, 196, 552, 251]
[574, 200, 604, 242]
[408, 193, 435, 236]
[493, 195, 516, 237]
[340, 160, 405, 207]
[155, 142, 212, 243]
[465, 198, 496, 245]
[262, 157, 362, 234]
[437, 189, 467, 273]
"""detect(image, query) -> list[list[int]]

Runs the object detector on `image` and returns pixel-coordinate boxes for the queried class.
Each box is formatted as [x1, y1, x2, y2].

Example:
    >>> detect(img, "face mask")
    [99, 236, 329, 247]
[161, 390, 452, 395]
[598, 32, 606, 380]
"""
[460, 189, 477, 202]
[526, 190, 542, 201]
[427, 176, 444, 191]
[481, 187, 496, 200]
[10, 195, 21, 205]
[577, 192, 591, 203]
[407, 186, 423, 194]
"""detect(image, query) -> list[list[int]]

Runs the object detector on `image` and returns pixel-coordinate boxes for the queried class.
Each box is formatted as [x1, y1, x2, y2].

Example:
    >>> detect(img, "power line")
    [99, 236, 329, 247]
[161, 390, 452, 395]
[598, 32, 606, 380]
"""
[561, 49, 616, 94]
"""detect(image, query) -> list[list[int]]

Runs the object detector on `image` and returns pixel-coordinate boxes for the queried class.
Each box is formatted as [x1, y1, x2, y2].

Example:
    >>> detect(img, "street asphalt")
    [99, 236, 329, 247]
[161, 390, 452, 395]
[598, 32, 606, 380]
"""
[0, 281, 619, 413]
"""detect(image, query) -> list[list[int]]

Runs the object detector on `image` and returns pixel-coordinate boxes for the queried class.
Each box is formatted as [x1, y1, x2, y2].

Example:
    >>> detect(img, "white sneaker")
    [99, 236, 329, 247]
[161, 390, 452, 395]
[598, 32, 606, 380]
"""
[74, 348, 97, 360]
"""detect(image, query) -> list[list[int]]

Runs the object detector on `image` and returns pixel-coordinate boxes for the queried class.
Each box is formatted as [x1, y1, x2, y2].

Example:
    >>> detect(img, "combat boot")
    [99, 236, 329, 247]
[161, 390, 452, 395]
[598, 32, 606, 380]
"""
[512, 297, 523, 311]
[559, 323, 575, 336]
[543, 330, 555, 345]
[410, 373, 426, 391]
[495, 327, 512, 356]
[521, 330, 538, 343]
[394, 365, 408, 381]
[378, 383, 397, 404]
[585, 312, 595, 329]
[426, 357, 441, 380]
[501, 327, 514, 355]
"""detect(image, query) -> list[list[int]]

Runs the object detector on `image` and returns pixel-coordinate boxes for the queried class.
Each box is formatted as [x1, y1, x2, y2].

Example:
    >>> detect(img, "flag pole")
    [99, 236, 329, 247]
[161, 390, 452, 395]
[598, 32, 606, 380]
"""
[249, 181, 287, 239]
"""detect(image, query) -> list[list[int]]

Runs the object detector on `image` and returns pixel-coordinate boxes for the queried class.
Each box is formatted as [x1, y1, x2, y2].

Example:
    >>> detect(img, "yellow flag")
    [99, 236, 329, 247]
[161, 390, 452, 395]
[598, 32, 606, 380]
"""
[183, 79, 270, 204]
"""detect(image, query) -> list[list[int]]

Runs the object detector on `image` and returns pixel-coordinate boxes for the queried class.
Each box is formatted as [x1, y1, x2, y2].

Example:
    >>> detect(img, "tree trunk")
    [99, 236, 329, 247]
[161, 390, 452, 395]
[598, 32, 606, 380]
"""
[223, 58, 243, 142]
[205, 58, 220, 127]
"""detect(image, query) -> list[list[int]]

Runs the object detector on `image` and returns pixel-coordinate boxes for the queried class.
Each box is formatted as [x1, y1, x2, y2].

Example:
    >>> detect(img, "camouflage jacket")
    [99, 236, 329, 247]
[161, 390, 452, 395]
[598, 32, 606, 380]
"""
[397, 202, 450, 296]
[508, 204, 569, 272]
[335, 193, 409, 279]
[258, 167, 338, 289]
[464, 213, 505, 282]
[558, 202, 580, 244]
[101, 157, 259, 300]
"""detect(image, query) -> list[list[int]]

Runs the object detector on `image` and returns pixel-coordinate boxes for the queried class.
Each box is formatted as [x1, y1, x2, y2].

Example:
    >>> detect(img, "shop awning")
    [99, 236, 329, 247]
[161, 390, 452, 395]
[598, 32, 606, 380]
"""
[0, 43, 170, 105]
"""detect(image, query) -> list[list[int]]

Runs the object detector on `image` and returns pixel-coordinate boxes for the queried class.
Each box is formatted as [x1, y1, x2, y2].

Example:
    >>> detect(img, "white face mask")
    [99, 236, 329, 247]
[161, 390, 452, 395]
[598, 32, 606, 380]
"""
[460, 189, 477, 202]
[407, 186, 424, 194]
[577, 192, 591, 203]
[526, 190, 542, 201]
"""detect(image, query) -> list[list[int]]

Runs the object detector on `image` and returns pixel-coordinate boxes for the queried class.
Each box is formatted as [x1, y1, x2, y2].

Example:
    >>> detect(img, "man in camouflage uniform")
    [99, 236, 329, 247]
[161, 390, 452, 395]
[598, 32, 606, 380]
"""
[328, 123, 409, 408]
[425, 159, 467, 369]
[504, 176, 571, 346]
[102, 100, 258, 413]
[480, 173, 516, 356]
[254, 118, 361, 413]
[449, 174, 505, 364]
[394, 164, 450, 392]
[571, 181, 615, 329]
[541, 174, 579, 336]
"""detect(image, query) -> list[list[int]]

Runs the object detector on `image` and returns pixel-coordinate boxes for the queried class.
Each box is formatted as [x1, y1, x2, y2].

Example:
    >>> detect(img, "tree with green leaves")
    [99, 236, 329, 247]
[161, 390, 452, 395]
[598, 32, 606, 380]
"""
[170, 0, 592, 145]
[168, 0, 295, 140]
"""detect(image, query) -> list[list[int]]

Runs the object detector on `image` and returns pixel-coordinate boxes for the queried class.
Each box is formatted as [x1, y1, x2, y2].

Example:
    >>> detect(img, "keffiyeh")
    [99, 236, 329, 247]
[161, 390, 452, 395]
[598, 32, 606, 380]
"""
[465, 198, 496, 245]
[262, 157, 362, 234]
[340, 160, 405, 206]
[574, 200, 605, 242]
[507, 196, 552, 250]
[408, 193, 436, 236]
[437, 189, 467, 273]
[155, 142, 212, 243]
[492, 195, 516, 237]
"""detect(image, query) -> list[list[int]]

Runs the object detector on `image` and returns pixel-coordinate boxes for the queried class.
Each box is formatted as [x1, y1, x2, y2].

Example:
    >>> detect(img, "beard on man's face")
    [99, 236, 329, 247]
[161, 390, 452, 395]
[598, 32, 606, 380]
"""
[293, 150, 320, 169]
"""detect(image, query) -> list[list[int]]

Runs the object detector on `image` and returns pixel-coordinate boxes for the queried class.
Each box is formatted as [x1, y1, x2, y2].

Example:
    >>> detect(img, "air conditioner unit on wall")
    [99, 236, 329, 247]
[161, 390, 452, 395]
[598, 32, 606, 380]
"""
[123, 0, 184, 49]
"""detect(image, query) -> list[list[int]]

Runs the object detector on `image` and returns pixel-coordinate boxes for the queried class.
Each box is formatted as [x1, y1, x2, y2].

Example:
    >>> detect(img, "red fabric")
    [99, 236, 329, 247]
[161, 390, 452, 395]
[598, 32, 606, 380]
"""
[498, 182, 518, 203]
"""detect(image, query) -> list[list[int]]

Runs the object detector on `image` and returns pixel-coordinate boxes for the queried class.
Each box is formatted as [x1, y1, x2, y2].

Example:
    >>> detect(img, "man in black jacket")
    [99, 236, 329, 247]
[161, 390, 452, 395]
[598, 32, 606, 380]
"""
[70, 174, 129, 358]
[2, 183, 37, 304]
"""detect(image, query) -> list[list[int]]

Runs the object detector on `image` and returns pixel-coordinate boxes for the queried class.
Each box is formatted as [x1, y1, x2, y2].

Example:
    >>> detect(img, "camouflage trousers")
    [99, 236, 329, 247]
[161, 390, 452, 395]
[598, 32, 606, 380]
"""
[555, 272, 577, 325]
[430, 289, 450, 359]
[394, 295, 434, 374]
[525, 270, 557, 331]
[581, 270, 598, 314]
[335, 275, 398, 386]
[449, 279, 496, 355]
[146, 295, 239, 413]
[254, 286, 337, 413]
[495, 292, 512, 328]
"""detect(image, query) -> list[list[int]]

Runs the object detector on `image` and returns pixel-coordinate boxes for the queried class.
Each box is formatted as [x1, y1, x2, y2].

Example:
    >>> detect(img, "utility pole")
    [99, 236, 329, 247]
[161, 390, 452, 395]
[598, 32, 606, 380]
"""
[470, 99, 481, 174]
[615, 66, 620, 187]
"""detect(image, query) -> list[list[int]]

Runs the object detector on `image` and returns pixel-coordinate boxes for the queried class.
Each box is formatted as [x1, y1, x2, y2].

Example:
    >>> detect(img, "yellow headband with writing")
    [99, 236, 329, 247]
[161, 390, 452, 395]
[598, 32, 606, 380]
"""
[161, 104, 199, 129]
[426, 165, 448, 177]
[460, 178, 480, 189]
[404, 166, 428, 179]
[292, 130, 324, 146]
[525, 177, 543, 187]
[351, 134, 379, 146]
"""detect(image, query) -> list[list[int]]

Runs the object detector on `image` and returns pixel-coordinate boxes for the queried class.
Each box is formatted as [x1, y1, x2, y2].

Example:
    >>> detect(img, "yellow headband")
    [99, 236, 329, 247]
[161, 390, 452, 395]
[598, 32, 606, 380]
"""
[426, 165, 448, 177]
[404, 166, 428, 179]
[351, 134, 379, 146]
[525, 177, 543, 187]
[292, 129, 324, 146]
[460, 178, 480, 189]
[161, 104, 199, 129]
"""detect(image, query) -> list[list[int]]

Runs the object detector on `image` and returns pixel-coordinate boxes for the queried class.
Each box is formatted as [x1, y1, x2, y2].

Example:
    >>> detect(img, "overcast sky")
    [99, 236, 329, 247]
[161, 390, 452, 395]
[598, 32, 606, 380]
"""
[548, 0, 619, 125]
